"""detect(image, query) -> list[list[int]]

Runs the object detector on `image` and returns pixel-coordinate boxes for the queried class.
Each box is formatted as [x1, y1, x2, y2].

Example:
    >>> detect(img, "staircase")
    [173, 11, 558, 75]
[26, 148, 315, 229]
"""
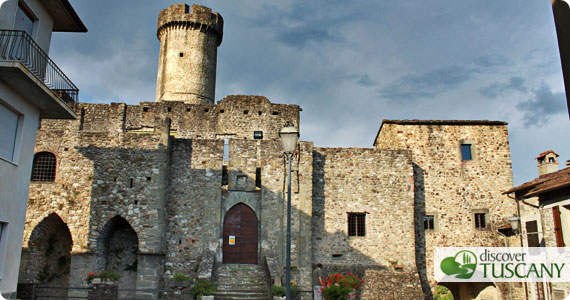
[213, 264, 271, 300]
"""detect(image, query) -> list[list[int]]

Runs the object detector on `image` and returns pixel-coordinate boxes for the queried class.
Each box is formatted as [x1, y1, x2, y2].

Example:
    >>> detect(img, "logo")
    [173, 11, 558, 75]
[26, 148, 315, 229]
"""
[435, 247, 570, 282]
[440, 250, 477, 279]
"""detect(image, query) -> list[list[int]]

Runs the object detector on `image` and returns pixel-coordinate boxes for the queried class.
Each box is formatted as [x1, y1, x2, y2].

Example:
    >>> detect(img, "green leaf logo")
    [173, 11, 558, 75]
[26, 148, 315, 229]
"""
[440, 250, 477, 279]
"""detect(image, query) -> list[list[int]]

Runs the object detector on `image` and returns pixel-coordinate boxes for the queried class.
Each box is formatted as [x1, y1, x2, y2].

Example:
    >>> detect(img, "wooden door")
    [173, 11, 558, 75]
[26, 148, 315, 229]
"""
[223, 203, 258, 264]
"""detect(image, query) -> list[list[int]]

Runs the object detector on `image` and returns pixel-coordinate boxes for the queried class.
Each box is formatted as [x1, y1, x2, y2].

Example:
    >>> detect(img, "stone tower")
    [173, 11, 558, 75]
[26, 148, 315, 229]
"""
[155, 4, 223, 104]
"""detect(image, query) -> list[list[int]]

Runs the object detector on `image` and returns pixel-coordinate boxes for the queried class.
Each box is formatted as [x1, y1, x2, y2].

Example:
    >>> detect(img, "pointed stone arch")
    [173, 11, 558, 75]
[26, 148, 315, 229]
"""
[95, 215, 138, 290]
[26, 213, 72, 285]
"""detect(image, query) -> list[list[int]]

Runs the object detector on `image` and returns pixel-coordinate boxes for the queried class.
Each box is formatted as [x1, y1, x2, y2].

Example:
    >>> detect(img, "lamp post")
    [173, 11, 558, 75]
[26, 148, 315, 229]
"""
[279, 122, 299, 300]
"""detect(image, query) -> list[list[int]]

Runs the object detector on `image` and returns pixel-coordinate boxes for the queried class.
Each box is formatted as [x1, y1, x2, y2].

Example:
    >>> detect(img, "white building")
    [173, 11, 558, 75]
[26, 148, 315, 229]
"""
[0, 0, 85, 297]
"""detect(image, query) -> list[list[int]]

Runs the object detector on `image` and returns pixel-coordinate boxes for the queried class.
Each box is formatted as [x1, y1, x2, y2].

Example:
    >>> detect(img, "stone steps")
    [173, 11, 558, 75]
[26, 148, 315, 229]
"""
[213, 264, 270, 300]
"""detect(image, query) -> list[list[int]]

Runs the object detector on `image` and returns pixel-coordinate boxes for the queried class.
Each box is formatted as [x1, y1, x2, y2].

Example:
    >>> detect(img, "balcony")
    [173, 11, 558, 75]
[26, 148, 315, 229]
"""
[0, 30, 78, 119]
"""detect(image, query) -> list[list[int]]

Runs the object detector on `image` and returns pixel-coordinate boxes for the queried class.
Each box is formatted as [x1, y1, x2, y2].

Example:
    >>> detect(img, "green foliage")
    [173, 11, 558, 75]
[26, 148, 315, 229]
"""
[172, 272, 191, 281]
[321, 272, 362, 300]
[434, 285, 454, 300]
[271, 285, 285, 297]
[99, 271, 120, 281]
[192, 279, 217, 296]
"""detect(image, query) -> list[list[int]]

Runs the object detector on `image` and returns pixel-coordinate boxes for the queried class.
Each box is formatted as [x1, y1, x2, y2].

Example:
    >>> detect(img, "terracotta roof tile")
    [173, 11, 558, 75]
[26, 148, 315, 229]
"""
[504, 168, 570, 198]
[535, 150, 559, 160]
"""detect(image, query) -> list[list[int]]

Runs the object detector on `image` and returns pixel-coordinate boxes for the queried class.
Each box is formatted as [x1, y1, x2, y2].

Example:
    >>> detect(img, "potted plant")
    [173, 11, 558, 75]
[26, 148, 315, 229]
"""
[271, 285, 285, 300]
[321, 272, 363, 300]
[85, 271, 120, 284]
[191, 278, 217, 300]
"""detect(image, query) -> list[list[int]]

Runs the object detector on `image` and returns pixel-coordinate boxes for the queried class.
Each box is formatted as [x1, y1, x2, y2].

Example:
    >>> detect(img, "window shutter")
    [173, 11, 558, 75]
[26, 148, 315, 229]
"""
[553, 206, 564, 247]
[0, 103, 19, 161]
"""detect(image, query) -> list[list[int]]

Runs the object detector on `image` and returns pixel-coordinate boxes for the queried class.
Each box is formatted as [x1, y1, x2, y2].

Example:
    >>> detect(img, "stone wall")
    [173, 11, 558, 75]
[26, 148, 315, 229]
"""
[375, 120, 517, 298]
[312, 147, 416, 268]
[79, 96, 299, 140]
[311, 147, 423, 298]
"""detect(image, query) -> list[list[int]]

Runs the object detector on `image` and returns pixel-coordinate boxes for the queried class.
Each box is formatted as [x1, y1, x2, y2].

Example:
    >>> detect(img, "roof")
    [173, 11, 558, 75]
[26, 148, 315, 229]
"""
[503, 167, 570, 199]
[373, 119, 508, 147]
[535, 150, 559, 160]
[43, 0, 87, 32]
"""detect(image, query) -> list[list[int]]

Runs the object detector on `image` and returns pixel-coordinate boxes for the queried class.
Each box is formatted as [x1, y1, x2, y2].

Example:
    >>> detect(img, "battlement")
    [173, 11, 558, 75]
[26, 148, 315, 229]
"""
[157, 4, 223, 45]
[43, 96, 300, 141]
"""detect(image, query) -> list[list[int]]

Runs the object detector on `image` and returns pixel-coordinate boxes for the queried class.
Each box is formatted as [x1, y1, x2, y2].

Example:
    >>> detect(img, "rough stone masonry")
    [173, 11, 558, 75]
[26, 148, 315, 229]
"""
[18, 4, 519, 300]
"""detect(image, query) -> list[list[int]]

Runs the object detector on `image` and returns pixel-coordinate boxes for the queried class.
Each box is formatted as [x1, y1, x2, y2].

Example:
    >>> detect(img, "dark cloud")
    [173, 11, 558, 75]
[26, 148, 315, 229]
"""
[277, 28, 338, 48]
[355, 74, 376, 87]
[472, 55, 511, 68]
[516, 83, 566, 127]
[378, 66, 475, 101]
[479, 76, 527, 98]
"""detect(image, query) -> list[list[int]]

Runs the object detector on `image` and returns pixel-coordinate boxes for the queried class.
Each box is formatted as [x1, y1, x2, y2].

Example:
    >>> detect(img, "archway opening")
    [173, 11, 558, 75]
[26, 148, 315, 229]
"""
[97, 216, 138, 290]
[27, 213, 72, 286]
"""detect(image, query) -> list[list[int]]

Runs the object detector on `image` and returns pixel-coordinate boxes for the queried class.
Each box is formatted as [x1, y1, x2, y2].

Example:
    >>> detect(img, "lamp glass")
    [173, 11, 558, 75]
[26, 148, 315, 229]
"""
[508, 215, 520, 231]
[279, 126, 299, 154]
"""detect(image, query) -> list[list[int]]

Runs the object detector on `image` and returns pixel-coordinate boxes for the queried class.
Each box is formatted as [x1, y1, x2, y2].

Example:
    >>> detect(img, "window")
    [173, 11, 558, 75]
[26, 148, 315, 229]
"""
[461, 144, 472, 160]
[474, 213, 486, 230]
[223, 138, 229, 161]
[526, 220, 540, 247]
[253, 131, 263, 139]
[0, 222, 7, 279]
[0, 102, 21, 162]
[31, 152, 56, 181]
[15, 3, 35, 37]
[222, 166, 228, 186]
[424, 215, 435, 231]
[255, 167, 261, 188]
[348, 212, 366, 237]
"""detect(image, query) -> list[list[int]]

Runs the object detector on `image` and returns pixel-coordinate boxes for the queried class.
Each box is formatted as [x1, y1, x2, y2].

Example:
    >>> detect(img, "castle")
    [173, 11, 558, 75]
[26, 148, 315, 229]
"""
[17, 4, 520, 300]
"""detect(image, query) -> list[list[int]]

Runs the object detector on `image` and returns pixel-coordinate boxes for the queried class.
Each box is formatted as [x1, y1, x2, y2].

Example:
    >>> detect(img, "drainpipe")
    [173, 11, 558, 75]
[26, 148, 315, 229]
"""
[495, 229, 513, 300]
[506, 193, 529, 300]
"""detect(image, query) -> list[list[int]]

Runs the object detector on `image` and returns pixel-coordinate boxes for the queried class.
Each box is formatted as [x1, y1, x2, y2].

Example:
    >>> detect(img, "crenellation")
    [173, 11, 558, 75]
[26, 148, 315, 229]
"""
[18, 4, 521, 300]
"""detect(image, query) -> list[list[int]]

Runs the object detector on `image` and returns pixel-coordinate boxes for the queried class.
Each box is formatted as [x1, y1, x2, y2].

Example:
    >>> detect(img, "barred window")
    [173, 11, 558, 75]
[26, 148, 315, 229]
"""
[31, 152, 56, 181]
[424, 215, 435, 230]
[348, 212, 366, 237]
[474, 213, 486, 230]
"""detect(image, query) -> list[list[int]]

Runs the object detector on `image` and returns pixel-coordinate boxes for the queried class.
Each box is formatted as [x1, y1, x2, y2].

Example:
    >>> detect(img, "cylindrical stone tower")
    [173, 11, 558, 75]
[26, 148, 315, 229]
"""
[155, 4, 223, 104]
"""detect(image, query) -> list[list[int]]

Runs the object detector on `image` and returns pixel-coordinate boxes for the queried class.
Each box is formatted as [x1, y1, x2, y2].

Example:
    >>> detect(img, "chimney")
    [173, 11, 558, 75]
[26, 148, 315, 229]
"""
[536, 150, 560, 176]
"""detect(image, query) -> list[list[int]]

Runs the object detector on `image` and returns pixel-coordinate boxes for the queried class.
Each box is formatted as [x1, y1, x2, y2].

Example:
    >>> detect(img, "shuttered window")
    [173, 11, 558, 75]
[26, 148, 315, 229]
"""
[0, 103, 20, 161]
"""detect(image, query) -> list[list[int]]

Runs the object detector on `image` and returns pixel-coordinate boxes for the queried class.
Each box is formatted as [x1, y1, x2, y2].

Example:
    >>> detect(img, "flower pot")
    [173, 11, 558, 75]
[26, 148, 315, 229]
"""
[273, 297, 286, 300]
[91, 278, 101, 284]
[198, 296, 215, 300]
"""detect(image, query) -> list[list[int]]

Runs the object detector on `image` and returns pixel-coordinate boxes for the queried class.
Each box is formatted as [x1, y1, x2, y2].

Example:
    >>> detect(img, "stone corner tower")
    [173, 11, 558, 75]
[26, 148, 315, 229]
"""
[155, 4, 223, 104]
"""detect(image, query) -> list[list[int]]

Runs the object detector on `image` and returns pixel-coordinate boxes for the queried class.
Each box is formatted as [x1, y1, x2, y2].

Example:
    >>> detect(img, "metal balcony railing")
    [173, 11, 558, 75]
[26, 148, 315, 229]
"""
[0, 30, 79, 108]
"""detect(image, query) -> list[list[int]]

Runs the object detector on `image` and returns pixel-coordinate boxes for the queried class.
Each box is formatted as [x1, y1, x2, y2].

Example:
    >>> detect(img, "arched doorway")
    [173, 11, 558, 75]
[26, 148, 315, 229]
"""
[96, 216, 138, 292]
[223, 203, 258, 264]
[26, 213, 72, 285]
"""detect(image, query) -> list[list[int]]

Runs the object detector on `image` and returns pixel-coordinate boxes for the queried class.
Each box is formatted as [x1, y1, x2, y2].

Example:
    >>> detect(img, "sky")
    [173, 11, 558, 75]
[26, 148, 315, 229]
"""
[50, 0, 570, 186]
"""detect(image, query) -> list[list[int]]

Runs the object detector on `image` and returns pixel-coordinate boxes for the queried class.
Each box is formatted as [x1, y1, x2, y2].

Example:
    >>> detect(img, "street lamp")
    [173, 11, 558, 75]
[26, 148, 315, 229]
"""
[509, 215, 520, 234]
[279, 122, 299, 300]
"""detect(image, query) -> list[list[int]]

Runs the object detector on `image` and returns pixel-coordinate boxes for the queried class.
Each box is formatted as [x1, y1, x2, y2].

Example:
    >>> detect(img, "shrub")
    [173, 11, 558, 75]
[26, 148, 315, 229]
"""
[321, 272, 363, 300]
[172, 272, 191, 281]
[271, 285, 285, 297]
[192, 279, 217, 296]
[99, 271, 120, 282]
